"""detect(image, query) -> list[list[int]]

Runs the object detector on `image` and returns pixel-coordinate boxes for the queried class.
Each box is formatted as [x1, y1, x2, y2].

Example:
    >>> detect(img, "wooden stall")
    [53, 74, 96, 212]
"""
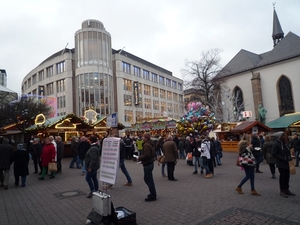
[214, 121, 272, 152]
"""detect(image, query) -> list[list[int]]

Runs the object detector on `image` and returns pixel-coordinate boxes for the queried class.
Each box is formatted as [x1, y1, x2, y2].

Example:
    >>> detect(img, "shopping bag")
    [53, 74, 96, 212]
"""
[157, 155, 165, 164]
[186, 152, 193, 161]
[289, 160, 296, 175]
[236, 156, 242, 167]
[48, 162, 57, 172]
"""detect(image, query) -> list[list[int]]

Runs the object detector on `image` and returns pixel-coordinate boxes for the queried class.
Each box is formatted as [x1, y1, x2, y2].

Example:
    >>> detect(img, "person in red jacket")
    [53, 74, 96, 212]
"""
[38, 137, 56, 180]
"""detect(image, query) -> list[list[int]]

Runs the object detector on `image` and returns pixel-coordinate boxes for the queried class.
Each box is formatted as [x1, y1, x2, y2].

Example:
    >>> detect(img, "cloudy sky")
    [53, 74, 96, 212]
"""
[1, 0, 300, 95]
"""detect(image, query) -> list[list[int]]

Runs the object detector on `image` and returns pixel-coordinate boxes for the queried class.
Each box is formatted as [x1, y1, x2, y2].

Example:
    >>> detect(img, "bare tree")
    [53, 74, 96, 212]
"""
[0, 96, 52, 131]
[181, 48, 223, 106]
[209, 85, 246, 123]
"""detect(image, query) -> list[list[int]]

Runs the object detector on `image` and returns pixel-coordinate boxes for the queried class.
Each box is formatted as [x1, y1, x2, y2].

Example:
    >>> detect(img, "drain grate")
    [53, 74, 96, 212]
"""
[53, 190, 86, 199]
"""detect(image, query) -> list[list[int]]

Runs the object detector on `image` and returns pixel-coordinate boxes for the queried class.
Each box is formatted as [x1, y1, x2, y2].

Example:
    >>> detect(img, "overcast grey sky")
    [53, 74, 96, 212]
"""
[1, 0, 300, 95]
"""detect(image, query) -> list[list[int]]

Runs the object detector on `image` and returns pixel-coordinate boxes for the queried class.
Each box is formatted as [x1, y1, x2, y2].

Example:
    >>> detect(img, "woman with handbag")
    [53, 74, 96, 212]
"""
[235, 139, 261, 196]
[38, 137, 56, 180]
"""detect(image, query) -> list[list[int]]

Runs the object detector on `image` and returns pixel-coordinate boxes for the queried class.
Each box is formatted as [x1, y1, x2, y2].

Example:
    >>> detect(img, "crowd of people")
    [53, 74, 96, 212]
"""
[236, 131, 297, 198]
[1, 130, 298, 202]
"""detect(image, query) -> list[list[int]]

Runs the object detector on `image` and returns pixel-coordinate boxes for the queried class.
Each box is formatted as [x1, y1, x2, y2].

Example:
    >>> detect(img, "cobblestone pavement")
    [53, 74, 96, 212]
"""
[1, 152, 300, 225]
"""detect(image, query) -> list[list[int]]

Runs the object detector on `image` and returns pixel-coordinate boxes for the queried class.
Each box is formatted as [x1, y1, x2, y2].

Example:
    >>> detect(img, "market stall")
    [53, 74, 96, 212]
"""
[131, 117, 178, 136]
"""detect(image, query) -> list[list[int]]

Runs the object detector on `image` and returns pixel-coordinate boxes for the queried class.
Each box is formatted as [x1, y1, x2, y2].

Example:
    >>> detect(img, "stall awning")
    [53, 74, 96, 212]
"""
[266, 112, 300, 129]
[231, 121, 272, 133]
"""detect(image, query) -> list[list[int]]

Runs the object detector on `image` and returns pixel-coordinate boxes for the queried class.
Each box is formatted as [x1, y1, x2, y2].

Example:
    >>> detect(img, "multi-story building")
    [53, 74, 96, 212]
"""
[0, 69, 7, 87]
[21, 19, 184, 129]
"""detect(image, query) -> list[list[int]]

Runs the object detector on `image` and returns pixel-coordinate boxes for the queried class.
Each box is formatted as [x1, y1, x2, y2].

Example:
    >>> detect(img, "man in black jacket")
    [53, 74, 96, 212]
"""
[290, 134, 300, 167]
[0, 138, 15, 189]
[272, 131, 296, 198]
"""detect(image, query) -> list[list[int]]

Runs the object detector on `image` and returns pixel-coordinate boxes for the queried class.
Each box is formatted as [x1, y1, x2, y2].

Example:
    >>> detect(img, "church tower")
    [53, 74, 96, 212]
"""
[272, 6, 284, 47]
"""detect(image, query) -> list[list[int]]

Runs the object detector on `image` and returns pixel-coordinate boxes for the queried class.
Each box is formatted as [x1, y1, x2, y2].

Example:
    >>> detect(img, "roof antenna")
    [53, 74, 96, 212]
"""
[119, 46, 125, 54]
[61, 43, 69, 55]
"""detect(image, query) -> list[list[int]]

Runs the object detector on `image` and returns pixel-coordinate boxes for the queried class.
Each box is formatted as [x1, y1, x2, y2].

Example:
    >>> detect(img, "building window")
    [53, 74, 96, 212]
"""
[173, 93, 178, 102]
[153, 100, 159, 110]
[143, 70, 150, 80]
[124, 94, 132, 106]
[278, 76, 294, 116]
[124, 110, 133, 122]
[144, 85, 150, 96]
[178, 83, 182, 91]
[154, 113, 160, 118]
[179, 94, 183, 103]
[46, 83, 54, 95]
[27, 78, 31, 88]
[57, 79, 65, 93]
[153, 87, 158, 97]
[166, 78, 171, 87]
[172, 80, 177, 89]
[46, 66, 53, 78]
[174, 104, 179, 113]
[167, 103, 173, 112]
[57, 96, 66, 109]
[233, 86, 244, 119]
[122, 62, 130, 73]
[161, 102, 166, 112]
[133, 66, 141, 77]
[167, 91, 172, 100]
[144, 98, 151, 109]
[38, 70, 44, 81]
[152, 73, 158, 83]
[123, 79, 132, 91]
[159, 76, 165, 85]
[136, 111, 143, 121]
[32, 74, 37, 85]
[145, 112, 152, 119]
[160, 89, 166, 99]
[56, 61, 65, 74]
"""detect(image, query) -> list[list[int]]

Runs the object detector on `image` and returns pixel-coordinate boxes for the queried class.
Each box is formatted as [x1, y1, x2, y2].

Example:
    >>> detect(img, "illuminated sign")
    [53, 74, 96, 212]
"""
[133, 81, 139, 105]
[35, 114, 46, 125]
[55, 119, 76, 129]
[84, 109, 97, 124]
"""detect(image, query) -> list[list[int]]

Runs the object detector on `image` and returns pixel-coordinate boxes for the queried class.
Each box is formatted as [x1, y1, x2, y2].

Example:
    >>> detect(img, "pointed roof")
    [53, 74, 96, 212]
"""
[272, 8, 284, 46]
[214, 32, 300, 79]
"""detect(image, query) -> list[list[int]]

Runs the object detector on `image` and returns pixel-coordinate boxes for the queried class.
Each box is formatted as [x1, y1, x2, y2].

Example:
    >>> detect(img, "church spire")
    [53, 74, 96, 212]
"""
[272, 4, 284, 47]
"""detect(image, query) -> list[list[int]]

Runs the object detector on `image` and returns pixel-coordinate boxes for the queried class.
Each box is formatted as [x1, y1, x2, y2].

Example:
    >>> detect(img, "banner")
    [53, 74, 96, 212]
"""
[99, 137, 120, 185]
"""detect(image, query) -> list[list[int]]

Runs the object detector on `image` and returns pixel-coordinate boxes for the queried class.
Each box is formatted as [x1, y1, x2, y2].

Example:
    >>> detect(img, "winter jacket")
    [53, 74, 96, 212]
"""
[40, 143, 56, 167]
[162, 140, 179, 162]
[0, 143, 15, 169]
[272, 139, 291, 169]
[13, 149, 29, 176]
[200, 139, 211, 159]
[85, 144, 100, 170]
[193, 140, 201, 157]
[78, 141, 91, 160]
[139, 139, 155, 166]
[263, 140, 276, 164]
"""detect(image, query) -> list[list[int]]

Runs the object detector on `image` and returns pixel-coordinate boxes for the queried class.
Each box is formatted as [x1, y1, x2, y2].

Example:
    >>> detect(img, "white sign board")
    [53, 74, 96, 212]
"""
[106, 113, 118, 128]
[99, 137, 120, 185]
[242, 111, 252, 118]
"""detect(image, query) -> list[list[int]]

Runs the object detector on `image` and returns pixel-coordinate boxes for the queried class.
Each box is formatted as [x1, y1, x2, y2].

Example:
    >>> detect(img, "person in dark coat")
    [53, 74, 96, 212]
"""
[184, 136, 194, 166]
[251, 133, 263, 173]
[162, 135, 179, 181]
[78, 136, 90, 175]
[55, 136, 65, 174]
[192, 136, 203, 174]
[69, 136, 80, 169]
[14, 144, 29, 187]
[85, 135, 100, 198]
[138, 132, 157, 202]
[0, 138, 15, 189]
[289, 134, 300, 167]
[263, 135, 276, 179]
[272, 131, 295, 198]
[29, 138, 43, 174]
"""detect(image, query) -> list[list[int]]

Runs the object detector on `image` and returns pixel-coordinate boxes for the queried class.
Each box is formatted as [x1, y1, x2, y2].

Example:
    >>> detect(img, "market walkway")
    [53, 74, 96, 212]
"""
[1, 152, 300, 225]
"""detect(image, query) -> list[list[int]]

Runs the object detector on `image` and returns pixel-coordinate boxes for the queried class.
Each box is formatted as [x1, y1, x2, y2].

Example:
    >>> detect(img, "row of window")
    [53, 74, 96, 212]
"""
[123, 79, 182, 101]
[122, 62, 182, 90]
[24, 61, 65, 89]
[123, 110, 179, 122]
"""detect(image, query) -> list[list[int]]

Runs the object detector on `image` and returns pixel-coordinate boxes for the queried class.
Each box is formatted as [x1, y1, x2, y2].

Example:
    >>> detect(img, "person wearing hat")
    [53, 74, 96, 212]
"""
[272, 131, 296, 198]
